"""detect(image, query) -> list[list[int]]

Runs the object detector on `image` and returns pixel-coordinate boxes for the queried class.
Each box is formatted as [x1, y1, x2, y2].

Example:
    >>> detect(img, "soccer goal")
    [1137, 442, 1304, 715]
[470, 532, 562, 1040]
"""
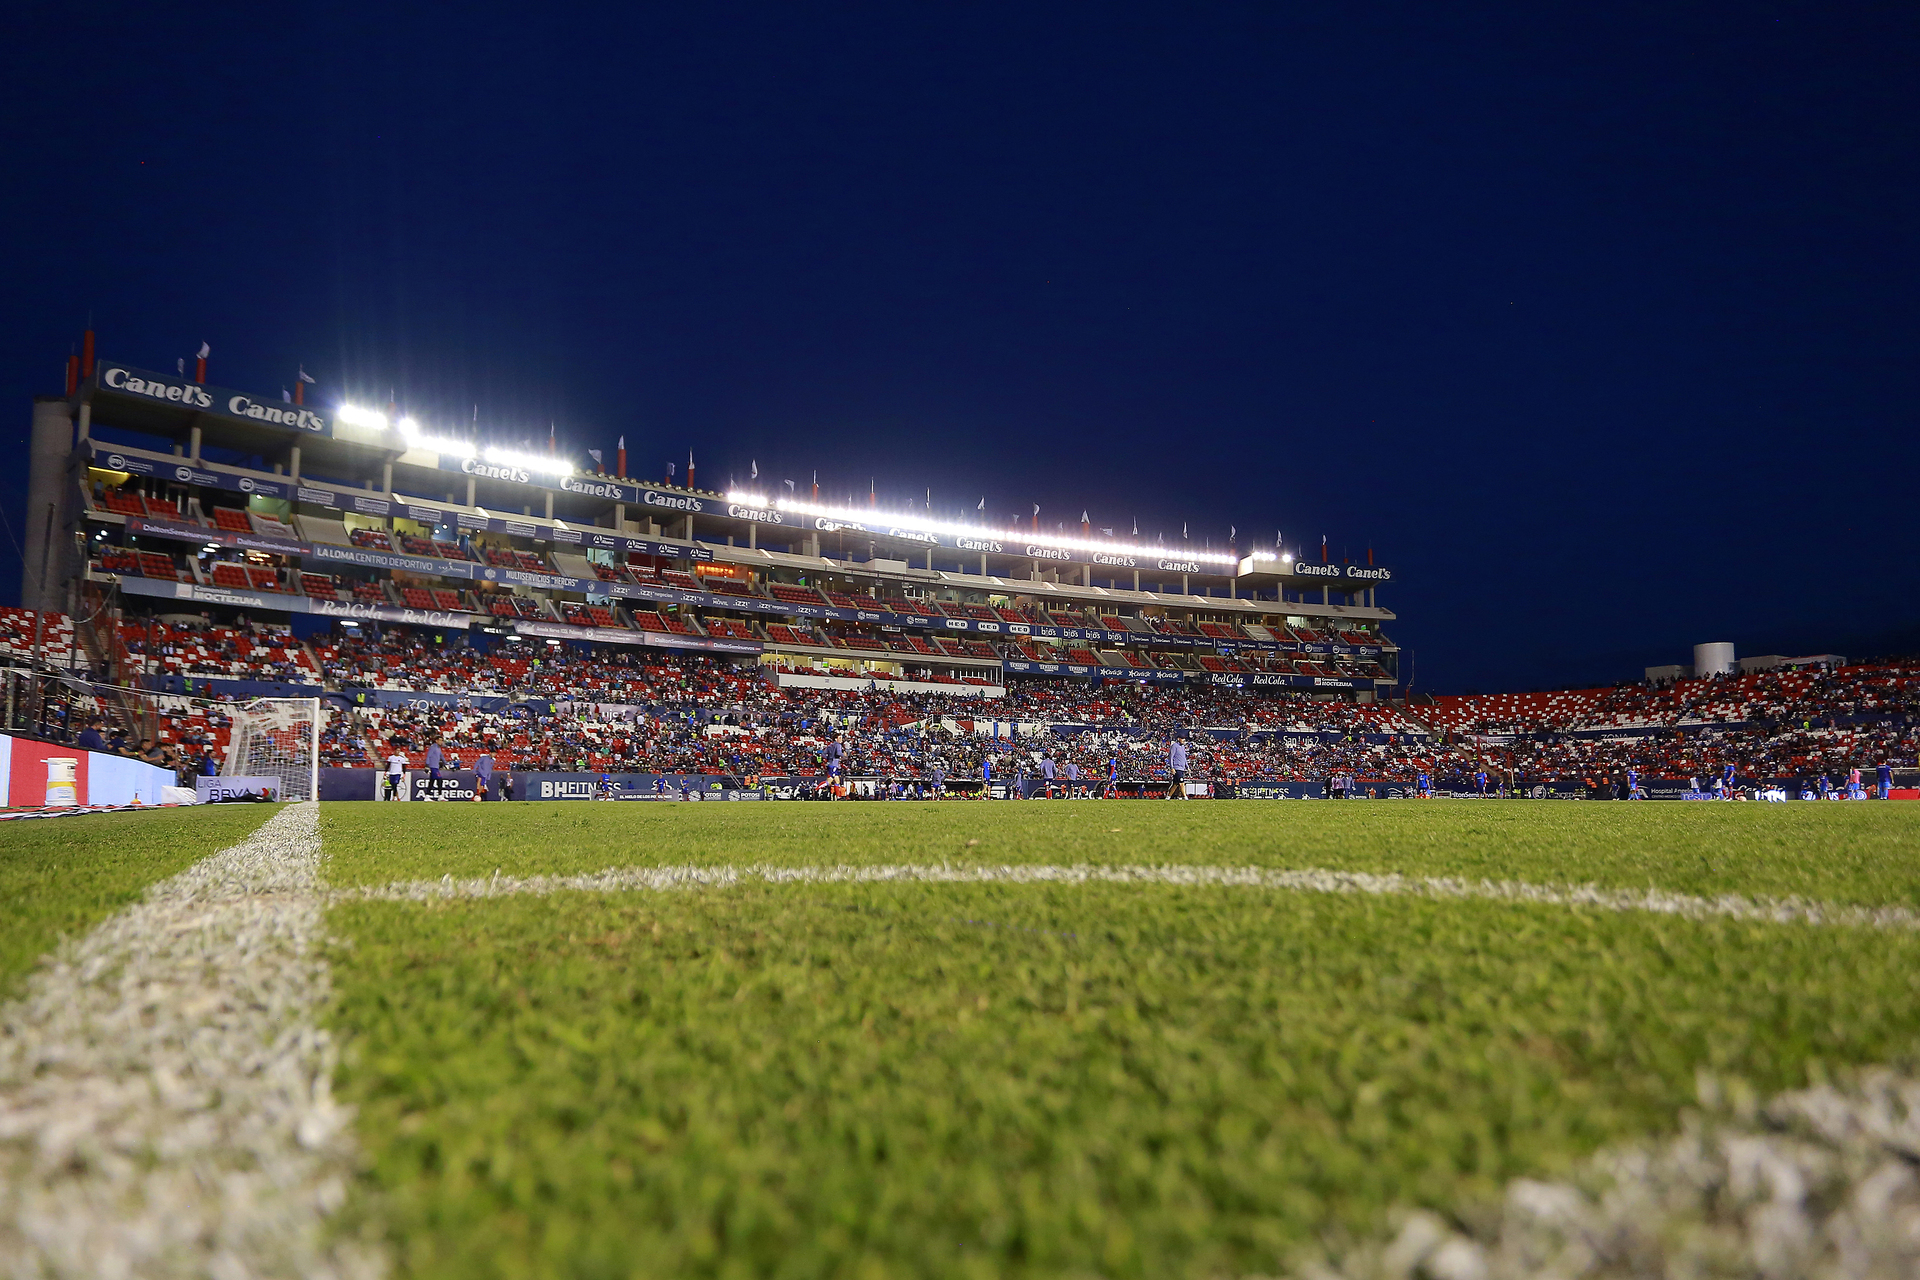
[223, 697, 323, 802]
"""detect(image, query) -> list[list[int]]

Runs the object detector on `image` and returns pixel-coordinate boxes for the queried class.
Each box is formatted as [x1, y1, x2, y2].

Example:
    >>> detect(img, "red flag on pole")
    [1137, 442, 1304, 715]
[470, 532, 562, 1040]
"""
[194, 341, 209, 385]
[616, 435, 626, 479]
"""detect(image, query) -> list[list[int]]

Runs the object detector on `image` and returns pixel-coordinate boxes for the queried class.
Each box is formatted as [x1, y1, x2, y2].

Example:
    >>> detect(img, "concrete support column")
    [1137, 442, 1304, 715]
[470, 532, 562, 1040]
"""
[288, 445, 300, 482]
[1181, 574, 1189, 596]
[77, 402, 90, 443]
[748, 522, 757, 549]
[1132, 569, 1140, 591]
[1082, 565, 1091, 587]
[614, 502, 625, 531]
[684, 515, 694, 542]
[189, 424, 201, 461]
[465, 476, 475, 507]
[544, 492, 553, 520]
[23, 397, 74, 615]
[979, 554, 988, 576]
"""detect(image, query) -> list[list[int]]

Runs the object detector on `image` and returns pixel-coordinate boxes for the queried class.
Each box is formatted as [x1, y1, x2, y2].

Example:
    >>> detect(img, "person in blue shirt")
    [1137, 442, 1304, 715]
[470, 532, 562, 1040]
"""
[1040, 754, 1056, 798]
[1065, 759, 1080, 798]
[473, 751, 494, 801]
[980, 755, 993, 800]
[1722, 762, 1737, 798]
[1880, 761, 1895, 800]
[75, 720, 109, 753]
[1104, 754, 1120, 799]
[1474, 769, 1488, 796]
[1626, 767, 1641, 799]
[1416, 770, 1431, 798]
[1166, 737, 1189, 800]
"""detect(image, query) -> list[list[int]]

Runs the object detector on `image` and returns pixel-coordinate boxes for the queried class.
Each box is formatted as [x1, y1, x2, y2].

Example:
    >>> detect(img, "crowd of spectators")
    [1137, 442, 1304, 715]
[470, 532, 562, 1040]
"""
[9, 610, 1915, 796]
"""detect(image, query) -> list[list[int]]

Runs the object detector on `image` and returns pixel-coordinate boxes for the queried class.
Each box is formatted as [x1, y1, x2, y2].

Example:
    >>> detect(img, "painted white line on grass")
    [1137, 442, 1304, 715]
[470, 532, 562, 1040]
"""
[0, 802, 379, 1279]
[333, 862, 1920, 931]
[1300, 1066, 1920, 1280]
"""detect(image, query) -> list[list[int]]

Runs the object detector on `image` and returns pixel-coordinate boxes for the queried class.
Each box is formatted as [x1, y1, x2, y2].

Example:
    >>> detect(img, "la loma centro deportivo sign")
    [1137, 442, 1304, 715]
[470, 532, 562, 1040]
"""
[97, 365, 331, 434]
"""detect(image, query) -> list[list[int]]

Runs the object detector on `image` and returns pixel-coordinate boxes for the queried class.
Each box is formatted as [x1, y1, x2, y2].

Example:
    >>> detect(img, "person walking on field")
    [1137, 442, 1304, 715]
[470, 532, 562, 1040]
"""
[473, 749, 494, 802]
[1166, 736, 1188, 800]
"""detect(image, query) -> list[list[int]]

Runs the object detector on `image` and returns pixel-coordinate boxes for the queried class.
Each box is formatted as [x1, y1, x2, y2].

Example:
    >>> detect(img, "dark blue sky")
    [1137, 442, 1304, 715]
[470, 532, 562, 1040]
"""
[4, 3, 1915, 691]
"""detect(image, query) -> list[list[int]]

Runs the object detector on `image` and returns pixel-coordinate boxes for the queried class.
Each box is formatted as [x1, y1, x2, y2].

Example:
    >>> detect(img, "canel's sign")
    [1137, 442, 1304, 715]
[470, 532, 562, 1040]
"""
[1292, 562, 1393, 582]
[97, 364, 331, 434]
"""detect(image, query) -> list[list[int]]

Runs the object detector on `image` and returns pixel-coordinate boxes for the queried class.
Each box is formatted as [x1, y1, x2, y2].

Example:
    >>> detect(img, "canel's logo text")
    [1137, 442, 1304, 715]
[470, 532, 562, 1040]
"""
[1156, 559, 1200, 573]
[461, 457, 531, 484]
[227, 395, 326, 432]
[955, 537, 1003, 554]
[1343, 565, 1392, 581]
[885, 527, 938, 544]
[1092, 552, 1137, 567]
[730, 504, 786, 524]
[645, 490, 703, 512]
[814, 517, 865, 533]
[1025, 545, 1071, 561]
[564, 476, 629, 499]
[100, 367, 213, 409]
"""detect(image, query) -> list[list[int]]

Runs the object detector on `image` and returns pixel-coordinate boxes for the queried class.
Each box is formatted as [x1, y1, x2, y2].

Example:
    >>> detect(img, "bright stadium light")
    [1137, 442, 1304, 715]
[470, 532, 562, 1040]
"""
[390, 415, 477, 460]
[726, 490, 770, 507]
[336, 404, 390, 430]
[483, 446, 572, 476]
[771, 498, 1242, 567]
[1281, 553, 1293, 564]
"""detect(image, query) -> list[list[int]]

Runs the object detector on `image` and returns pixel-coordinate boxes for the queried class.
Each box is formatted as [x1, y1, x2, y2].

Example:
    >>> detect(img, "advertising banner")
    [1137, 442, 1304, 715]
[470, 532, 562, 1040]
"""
[94, 363, 334, 436]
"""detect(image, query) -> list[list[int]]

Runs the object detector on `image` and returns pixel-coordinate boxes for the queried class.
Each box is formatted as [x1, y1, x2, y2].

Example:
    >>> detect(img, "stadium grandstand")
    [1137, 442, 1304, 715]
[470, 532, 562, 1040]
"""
[7, 339, 1916, 801]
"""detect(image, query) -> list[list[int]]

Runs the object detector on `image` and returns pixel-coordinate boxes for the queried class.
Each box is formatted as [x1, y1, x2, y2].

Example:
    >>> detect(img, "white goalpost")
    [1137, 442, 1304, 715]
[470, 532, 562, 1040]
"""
[223, 697, 323, 802]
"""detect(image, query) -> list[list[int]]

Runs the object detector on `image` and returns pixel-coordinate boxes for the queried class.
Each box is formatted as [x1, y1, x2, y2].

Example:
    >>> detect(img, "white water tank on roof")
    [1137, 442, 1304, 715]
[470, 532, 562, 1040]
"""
[1694, 642, 1735, 677]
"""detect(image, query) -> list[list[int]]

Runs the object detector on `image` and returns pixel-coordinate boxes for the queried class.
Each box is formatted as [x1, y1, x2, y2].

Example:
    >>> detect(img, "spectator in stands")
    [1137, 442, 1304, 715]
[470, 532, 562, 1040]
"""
[75, 719, 109, 753]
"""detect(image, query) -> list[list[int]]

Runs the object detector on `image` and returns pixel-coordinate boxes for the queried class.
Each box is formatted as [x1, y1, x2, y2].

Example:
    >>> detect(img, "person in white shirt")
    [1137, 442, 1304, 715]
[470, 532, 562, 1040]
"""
[384, 750, 407, 800]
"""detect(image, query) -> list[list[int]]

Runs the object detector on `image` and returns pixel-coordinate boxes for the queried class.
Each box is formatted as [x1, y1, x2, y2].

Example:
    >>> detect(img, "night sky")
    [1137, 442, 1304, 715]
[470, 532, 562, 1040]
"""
[3, 3, 1915, 691]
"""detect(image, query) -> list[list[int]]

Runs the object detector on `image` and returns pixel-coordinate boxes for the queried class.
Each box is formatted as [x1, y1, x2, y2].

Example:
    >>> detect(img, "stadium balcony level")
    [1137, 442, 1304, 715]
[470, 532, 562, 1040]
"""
[69, 436, 1393, 632]
[31, 367, 1393, 674]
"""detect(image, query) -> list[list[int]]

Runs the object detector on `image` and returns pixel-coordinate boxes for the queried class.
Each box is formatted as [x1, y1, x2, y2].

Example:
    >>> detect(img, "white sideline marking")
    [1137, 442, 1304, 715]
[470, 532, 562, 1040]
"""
[0, 802, 379, 1279]
[333, 862, 1920, 931]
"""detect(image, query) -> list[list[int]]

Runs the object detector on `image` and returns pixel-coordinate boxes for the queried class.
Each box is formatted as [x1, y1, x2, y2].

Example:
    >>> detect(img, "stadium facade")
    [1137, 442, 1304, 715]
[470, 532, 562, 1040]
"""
[26, 349, 1397, 698]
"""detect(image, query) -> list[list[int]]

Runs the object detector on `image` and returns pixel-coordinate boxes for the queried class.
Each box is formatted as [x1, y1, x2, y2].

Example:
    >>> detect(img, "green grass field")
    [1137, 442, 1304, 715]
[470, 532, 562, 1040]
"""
[0, 805, 276, 993]
[310, 801, 1920, 1278]
[6, 800, 1917, 1276]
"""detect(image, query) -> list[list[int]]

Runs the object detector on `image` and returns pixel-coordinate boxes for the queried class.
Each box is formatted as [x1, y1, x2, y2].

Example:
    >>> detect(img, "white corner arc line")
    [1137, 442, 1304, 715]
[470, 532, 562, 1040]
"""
[0, 802, 380, 1279]
[332, 862, 1920, 931]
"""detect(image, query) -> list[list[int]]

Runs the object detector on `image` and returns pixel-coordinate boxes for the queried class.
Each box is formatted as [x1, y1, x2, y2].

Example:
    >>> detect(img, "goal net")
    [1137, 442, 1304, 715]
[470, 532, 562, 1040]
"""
[223, 697, 323, 802]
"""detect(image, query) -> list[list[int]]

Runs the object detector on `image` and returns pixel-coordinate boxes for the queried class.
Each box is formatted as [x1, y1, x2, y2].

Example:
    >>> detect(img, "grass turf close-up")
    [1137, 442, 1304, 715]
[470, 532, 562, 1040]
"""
[312, 800, 1920, 1277]
[7, 799, 1920, 1279]
[318, 799, 1920, 907]
[0, 805, 277, 992]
